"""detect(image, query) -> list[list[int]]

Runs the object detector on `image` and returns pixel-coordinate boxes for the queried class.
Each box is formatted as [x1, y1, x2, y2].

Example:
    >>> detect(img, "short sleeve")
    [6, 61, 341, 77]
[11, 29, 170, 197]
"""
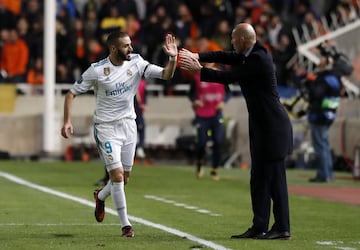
[70, 65, 97, 95]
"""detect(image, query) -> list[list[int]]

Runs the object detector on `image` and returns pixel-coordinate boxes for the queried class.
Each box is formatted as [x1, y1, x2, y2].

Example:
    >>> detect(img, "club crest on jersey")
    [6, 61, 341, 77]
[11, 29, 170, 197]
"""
[104, 67, 110, 76]
[126, 69, 132, 76]
[107, 154, 113, 162]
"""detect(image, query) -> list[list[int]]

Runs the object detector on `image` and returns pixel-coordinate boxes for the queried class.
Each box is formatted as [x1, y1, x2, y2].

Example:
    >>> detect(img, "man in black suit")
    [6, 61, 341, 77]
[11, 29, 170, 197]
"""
[179, 23, 293, 240]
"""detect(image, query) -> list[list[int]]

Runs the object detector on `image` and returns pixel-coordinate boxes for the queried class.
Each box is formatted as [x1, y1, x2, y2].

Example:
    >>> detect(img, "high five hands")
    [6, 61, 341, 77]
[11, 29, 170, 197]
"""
[178, 48, 203, 72]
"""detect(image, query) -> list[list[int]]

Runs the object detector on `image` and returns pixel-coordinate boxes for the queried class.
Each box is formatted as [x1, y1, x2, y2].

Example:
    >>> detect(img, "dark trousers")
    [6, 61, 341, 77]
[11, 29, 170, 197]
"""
[136, 114, 145, 148]
[195, 114, 224, 168]
[250, 157, 290, 232]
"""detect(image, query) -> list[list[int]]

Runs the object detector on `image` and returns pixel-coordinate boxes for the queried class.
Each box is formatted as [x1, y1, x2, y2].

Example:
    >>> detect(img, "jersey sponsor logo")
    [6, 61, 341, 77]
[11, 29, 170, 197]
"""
[105, 82, 131, 96]
[126, 69, 132, 76]
[104, 67, 110, 76]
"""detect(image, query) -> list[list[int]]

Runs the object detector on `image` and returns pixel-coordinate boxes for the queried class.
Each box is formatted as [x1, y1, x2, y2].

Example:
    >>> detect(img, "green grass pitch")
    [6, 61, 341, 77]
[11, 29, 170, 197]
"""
[0, 160, 359, 250]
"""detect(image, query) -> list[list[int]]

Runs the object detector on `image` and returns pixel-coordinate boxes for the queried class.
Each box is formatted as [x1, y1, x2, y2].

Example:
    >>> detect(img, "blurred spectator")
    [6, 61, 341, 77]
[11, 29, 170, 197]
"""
[272, 33, 295, 86]
[97, 0, 112, 21]
[133, 0, 146, 21]
[257, 2, 275, 26]
[240, 0, 264, 25]
[254, 24, 271, 50]
[211, 19, 232, 50]
[57, 0, 78, 19]
[57, 3, 75, 35]
[25, 15, 44, 63]
[1, 0, 22, 16]
[195, 37, 223, 54]
[99, 5, 126, 43]
[178, 36, 223, 84]
[0, 0, 16, 30]
[0, 28, 9, 69]
[267, 14, 283, 48]
[23, 0, 43, 26]
[114, 0, 138, 18]
[174, 3, 199, 47]
[233, 5, 249, 26]
[83, 8, 99, 40]
[289, 0, 317, 28]
[17, 16, 29, 39]
[211, 0, 234, 21]
[0, 29, 29, 83]
[2, 0, 21, 16]
[198, 3, 217, 38]
[26, 57, 44, 95]
[303, 11, 326, 39]
[82, 0, 99, 19]
[56, 63, 74, 84]
[91, 0, 138, 27]
[56, 17, 76, 67]
[141, 4, 172, 60]
[83, 38, 105, 67]
[126, 14, 141, 51]
[268, 0, 292, 20]
[73, 18, 86, 69]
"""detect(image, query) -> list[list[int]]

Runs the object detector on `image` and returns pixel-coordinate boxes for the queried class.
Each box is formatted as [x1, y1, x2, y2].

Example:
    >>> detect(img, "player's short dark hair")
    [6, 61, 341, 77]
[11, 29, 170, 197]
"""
[106, 31, 129, 47]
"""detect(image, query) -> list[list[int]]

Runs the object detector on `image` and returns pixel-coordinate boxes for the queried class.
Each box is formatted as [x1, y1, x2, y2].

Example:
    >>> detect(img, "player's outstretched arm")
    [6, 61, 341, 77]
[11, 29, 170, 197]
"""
[161, 34, 178, 80]
[61, 91, 75, 139]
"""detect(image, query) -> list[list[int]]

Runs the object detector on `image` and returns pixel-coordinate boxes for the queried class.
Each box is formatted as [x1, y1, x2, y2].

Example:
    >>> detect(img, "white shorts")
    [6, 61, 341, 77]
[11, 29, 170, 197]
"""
[94, 118, 137, 172]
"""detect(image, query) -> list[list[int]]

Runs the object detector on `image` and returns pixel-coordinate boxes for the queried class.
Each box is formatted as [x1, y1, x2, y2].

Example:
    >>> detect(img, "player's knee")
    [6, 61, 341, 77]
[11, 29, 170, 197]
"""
[109, 168, 124, 183]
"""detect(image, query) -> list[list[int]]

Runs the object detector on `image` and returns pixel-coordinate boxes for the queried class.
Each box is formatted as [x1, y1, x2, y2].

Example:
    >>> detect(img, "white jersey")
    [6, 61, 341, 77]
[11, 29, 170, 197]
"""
[70, 54, 163, 123]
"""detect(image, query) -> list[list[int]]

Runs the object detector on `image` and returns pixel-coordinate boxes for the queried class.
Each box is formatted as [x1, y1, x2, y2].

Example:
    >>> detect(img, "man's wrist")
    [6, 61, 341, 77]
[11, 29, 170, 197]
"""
[169, 55, 177, 61]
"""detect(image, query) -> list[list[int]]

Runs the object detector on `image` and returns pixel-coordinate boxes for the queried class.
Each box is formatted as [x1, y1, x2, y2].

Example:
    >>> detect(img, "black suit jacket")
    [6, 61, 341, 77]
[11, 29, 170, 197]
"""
[199, 41, 293, 161]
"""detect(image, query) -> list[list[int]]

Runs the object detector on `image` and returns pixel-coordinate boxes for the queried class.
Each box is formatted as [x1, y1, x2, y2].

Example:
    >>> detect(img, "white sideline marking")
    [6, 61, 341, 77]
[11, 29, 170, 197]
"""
[316, 241, 358, 250]
[0, 172, 230, 250]
[144, 195, 222, 217]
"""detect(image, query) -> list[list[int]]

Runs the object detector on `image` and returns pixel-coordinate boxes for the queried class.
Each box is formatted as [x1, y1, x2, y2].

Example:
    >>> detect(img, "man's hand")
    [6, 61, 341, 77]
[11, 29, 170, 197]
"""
[163, 34, 178, 57]
[179, 49, 202, 72]
[179, 48, 199, 60]
[216, 102, 224, 111]
[61, 122, 73, 139]
[192, 100, 203, 109]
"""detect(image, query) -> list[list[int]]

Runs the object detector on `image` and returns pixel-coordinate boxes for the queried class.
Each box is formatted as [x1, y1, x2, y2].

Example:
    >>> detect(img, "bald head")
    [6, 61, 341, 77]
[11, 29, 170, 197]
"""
[231, 23, 256, 54]
[234, 23, 256, 43]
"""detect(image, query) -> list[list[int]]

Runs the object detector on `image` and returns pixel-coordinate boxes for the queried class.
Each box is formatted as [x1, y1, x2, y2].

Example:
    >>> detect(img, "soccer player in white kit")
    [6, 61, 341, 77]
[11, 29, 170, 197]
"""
[61, 31, 178, 237]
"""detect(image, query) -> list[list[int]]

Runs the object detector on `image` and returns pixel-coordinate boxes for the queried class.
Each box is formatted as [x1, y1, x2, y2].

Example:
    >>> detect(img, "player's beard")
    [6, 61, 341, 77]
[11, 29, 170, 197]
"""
[116, 49, 131, 61]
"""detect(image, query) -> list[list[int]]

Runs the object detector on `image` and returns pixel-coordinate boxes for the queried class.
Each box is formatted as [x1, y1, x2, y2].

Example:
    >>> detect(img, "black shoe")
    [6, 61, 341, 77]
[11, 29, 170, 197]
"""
[258, 229, 290, 240]
[309, 177, 329, 183]
[231, 228, 266, 239]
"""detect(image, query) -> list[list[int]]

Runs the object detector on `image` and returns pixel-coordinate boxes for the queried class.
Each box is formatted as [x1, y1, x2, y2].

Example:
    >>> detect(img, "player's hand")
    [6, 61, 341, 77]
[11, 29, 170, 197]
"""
[163, 34, 178, 57]
[61, 122, 73, 139]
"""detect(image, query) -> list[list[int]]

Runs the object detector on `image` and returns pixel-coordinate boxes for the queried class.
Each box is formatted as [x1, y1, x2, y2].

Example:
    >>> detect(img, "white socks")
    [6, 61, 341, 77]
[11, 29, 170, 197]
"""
[98, 181, 111, 201]
[110, 181, 131, 228]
